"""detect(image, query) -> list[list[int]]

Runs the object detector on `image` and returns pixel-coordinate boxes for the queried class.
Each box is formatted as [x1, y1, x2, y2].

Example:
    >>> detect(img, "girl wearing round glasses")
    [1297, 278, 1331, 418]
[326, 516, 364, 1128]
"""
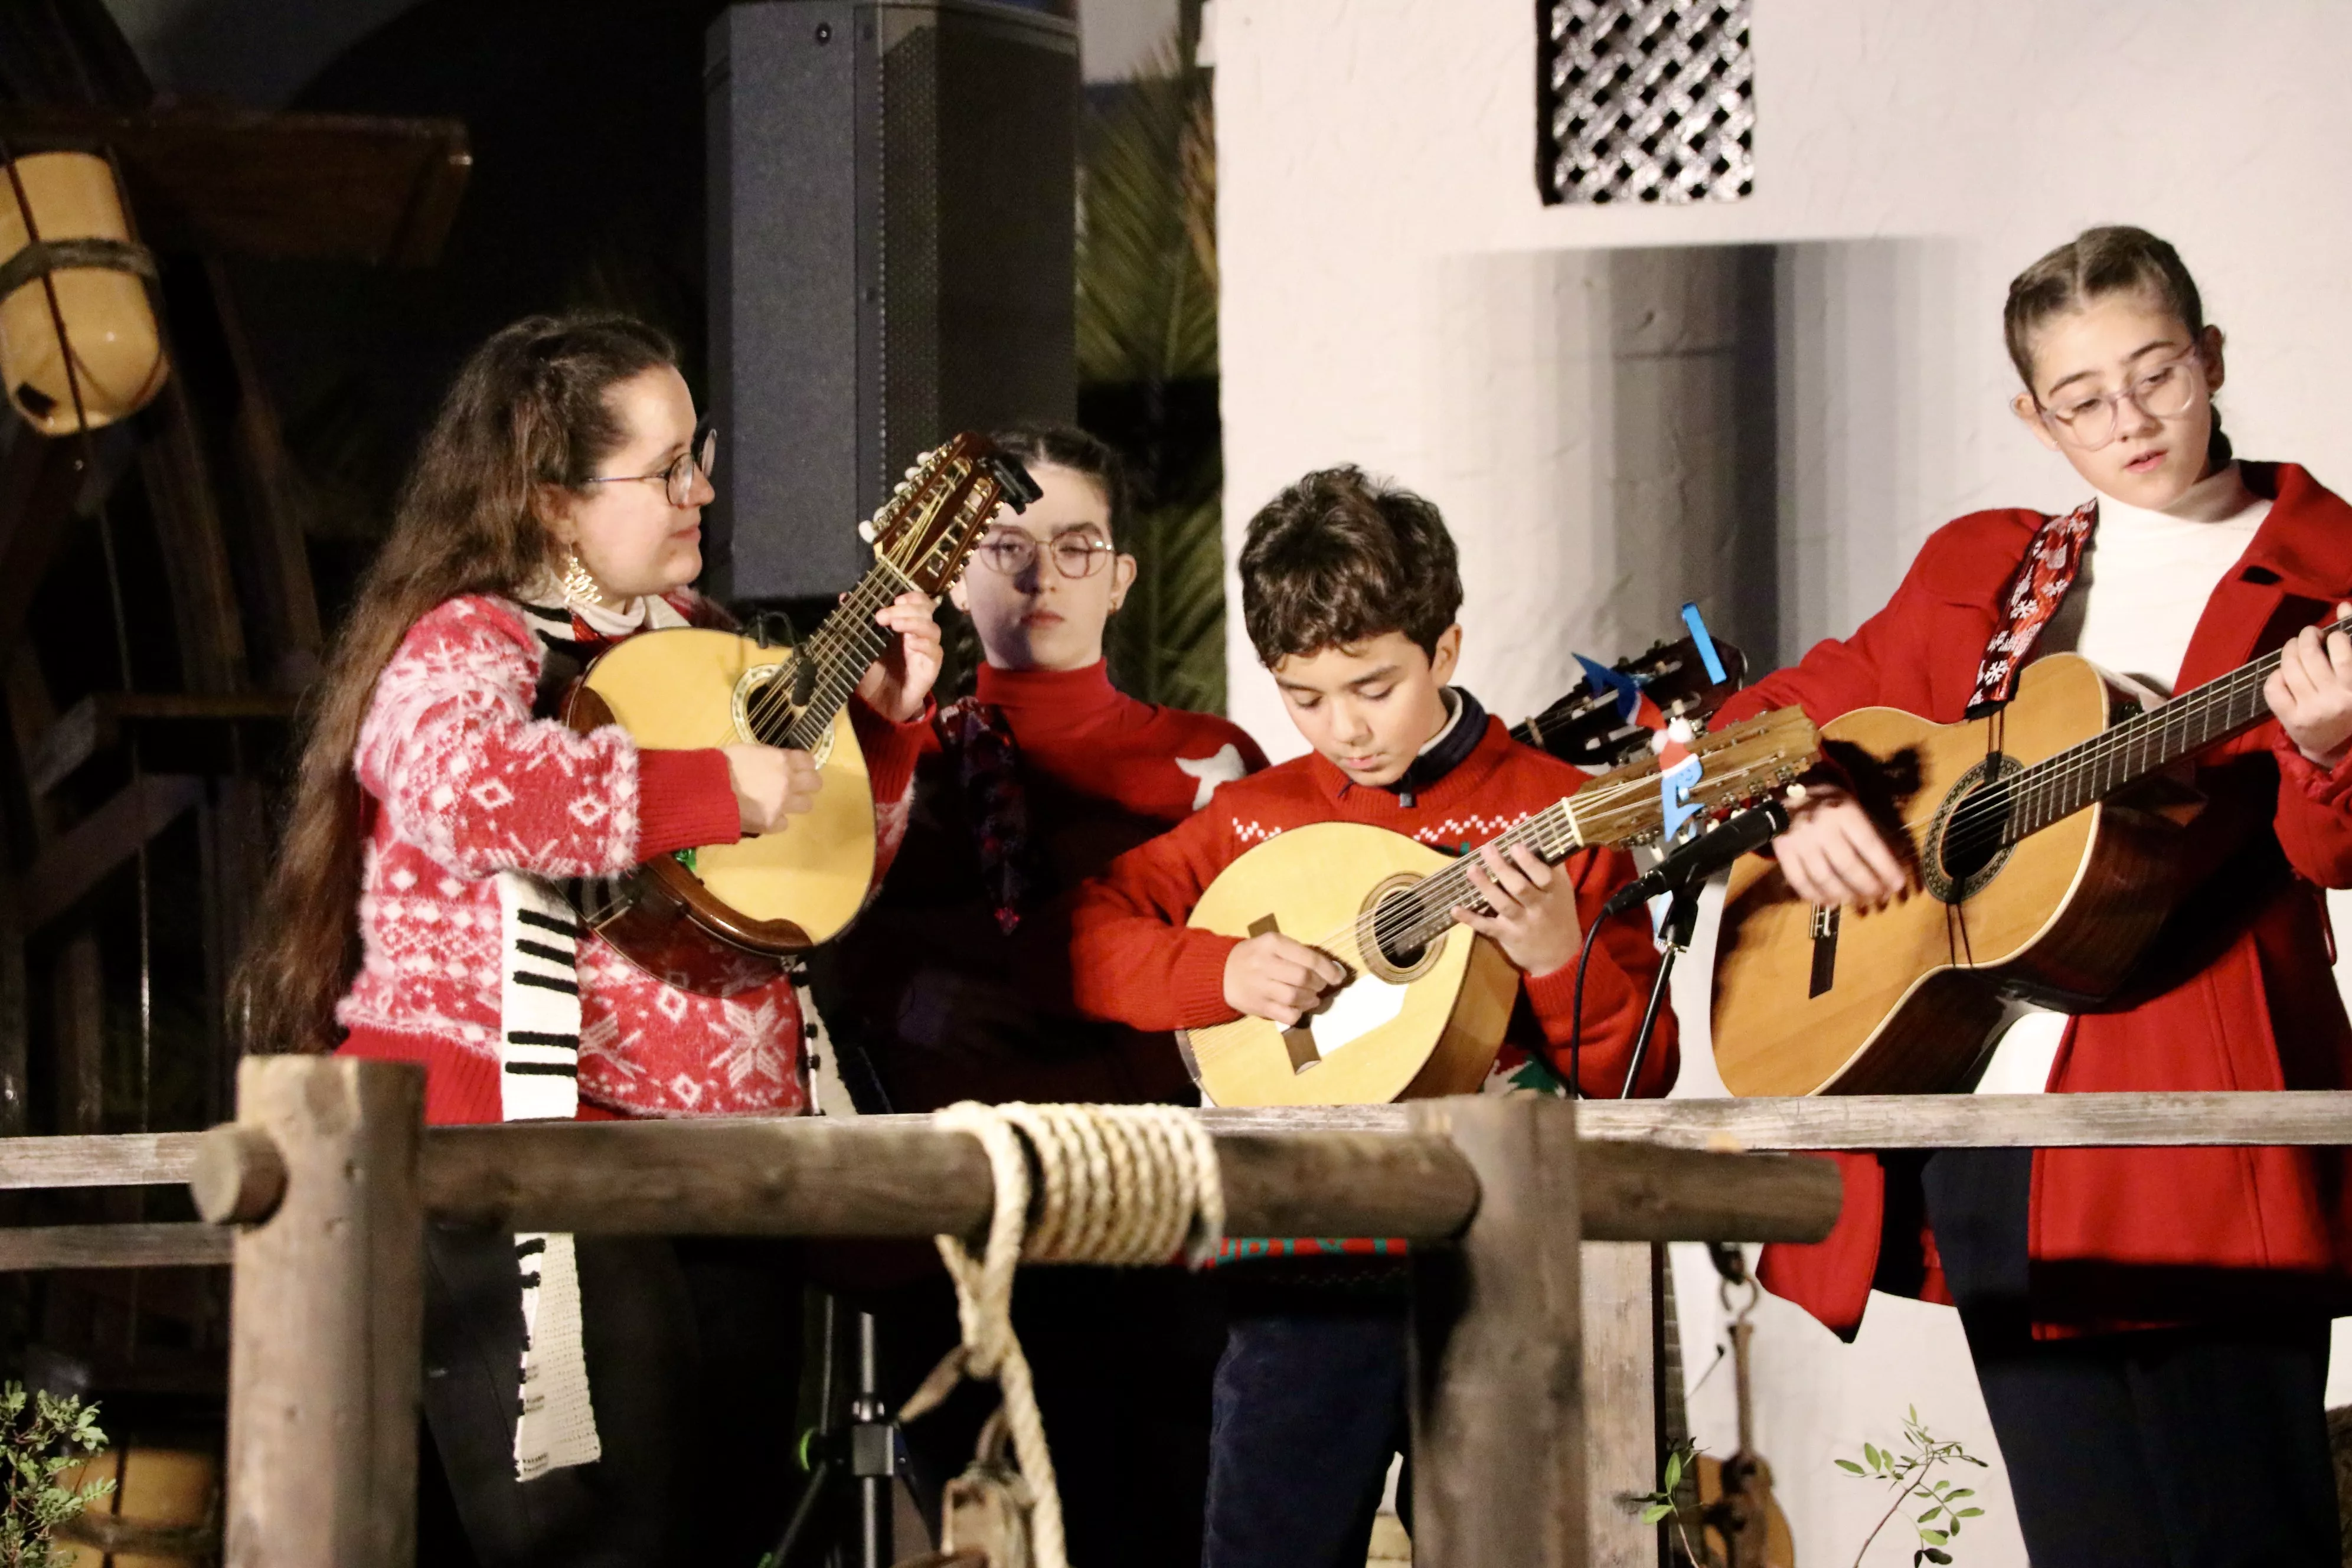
[235, 312, 940, 1562]
[825, 424, 1263, 1564]
[1714, 228, 2352, 1562]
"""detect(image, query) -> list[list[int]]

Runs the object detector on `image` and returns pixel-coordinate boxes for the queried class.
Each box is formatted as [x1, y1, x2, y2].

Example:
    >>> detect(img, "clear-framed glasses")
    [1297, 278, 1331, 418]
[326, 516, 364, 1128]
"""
[2036, 353, 2204, 450]
[583, 417, 718, 507]
[973, 531, 1116, 580]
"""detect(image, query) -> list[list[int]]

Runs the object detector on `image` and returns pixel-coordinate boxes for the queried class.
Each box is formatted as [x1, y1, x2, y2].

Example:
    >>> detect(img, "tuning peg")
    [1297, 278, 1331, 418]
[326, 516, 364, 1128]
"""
[857, 520, 876, 543]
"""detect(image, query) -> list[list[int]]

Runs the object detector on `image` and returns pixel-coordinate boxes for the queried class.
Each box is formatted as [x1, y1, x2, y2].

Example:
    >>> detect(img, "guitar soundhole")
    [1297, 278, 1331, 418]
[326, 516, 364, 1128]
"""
[1362, 876, 1443, 985]
[734, 661, 834, 765]
[1922, 752, 2023, 904]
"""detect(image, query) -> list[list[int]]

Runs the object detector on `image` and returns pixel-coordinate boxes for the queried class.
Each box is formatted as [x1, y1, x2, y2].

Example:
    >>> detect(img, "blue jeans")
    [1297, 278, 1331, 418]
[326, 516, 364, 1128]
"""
[1201, 1288, 1410, 1568]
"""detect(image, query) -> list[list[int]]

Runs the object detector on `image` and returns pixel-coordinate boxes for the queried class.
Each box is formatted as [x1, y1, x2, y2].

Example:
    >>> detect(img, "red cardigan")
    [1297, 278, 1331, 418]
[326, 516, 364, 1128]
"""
[1717, 462, 2352, 1335]
[1066, 715, 1677, 1099]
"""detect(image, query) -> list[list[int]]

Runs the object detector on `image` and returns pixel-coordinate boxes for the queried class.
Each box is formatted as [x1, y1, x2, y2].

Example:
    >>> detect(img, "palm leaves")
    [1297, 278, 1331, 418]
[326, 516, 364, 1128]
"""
[1080, 34, 1227, 713]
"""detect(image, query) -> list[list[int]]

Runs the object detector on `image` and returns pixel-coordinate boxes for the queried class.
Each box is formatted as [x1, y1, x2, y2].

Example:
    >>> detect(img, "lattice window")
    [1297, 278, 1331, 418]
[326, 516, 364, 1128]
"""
[1539, 0, 1754, 205]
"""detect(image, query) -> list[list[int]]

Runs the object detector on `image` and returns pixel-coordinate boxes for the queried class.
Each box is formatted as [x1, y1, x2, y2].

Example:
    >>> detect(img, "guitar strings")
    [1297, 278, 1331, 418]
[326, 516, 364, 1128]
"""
[1872, 616, 2347, 873]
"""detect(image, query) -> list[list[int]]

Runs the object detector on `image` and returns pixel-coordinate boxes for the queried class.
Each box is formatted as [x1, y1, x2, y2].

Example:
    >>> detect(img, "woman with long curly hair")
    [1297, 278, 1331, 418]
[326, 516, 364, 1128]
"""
[234, 312, 939, 1564]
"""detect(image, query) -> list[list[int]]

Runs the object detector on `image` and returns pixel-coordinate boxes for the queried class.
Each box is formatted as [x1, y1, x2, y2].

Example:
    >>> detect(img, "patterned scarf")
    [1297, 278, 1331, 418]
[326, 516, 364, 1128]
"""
[495, 586, 691, 1479]
[933, 697, 1056, 935]
[1967, 498, 2097, 717]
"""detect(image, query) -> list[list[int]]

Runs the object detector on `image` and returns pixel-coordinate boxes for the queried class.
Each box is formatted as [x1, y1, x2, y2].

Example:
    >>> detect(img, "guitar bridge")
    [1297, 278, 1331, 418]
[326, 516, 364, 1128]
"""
[1808, 904, 1839, 998]
[1249, 914, 1322, 1074]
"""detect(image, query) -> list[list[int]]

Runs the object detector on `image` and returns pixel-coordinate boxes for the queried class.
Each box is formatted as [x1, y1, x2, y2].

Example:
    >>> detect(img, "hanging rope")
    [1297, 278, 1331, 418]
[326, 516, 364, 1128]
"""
[900, 1102, 1226, 1568]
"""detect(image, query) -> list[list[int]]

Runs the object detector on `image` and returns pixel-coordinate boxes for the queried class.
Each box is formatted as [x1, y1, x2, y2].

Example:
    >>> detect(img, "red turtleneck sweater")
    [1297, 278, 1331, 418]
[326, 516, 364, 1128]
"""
[828, 659, 1268, 1109]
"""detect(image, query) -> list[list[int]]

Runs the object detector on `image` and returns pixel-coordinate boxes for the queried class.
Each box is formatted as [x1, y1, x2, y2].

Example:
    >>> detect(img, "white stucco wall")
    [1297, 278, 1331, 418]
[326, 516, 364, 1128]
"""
[1214, 4, 2352, 1564]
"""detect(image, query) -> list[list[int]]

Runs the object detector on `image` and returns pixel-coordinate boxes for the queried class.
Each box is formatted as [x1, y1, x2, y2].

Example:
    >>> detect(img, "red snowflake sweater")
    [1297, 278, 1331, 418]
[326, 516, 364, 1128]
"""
[1066, 713, 1676, 1098]
[334, 593, 922, 1123]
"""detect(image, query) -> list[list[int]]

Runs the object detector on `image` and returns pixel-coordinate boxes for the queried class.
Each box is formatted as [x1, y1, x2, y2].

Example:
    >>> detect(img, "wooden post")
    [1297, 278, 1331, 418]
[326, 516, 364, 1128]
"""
[222, 1056, 423, 1568]
[1580, 1242, 1658, 1568]
[1408, 1094, 1586, 1568]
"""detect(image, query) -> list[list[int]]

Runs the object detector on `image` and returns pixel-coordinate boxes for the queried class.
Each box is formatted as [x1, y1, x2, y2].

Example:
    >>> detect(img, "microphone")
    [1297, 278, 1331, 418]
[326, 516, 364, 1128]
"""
[1600, 799, 1791, 917]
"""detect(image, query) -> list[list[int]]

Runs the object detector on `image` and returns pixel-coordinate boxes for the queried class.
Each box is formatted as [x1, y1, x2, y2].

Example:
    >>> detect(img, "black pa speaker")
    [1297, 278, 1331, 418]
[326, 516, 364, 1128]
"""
[706, 0, 1077, 600]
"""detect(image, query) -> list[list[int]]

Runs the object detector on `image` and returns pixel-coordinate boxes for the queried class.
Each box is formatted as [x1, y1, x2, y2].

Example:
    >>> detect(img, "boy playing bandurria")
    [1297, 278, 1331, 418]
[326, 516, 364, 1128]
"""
[1067, 465, 1674, 1568]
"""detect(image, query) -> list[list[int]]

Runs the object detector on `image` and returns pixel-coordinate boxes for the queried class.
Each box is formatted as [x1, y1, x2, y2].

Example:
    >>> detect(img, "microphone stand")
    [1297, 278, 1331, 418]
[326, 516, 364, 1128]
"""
[1619, 878, 1703, 1100]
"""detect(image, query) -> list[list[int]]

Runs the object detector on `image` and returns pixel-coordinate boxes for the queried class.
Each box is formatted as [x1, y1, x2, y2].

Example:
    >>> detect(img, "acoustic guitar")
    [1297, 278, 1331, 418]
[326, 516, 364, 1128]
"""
[565, 433, 1038, 995]
[1179, 707, 1819, 1106]
[1711, 633, 2321, 1096]
[1510, 633, 1748, 772]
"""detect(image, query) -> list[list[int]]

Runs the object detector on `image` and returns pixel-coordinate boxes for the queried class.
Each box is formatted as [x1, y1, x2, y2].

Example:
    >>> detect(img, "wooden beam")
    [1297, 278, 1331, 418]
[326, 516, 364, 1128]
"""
[1579, 1243, 1658, 1568]
[383, 1117, 1835, 1246]
[0, 1131, 202, 1188]
[0, 1221, 226, 1270]
[1570, 1092, 2352, 1151]
[0, 104, 471, 266]
[224, 1056, 423, 1568]
[22, 773, 203, 931]
[26, 691, 296, 796]
[1408, 1093, 1586, 1567]
[1206, 1092, 2352, 1149]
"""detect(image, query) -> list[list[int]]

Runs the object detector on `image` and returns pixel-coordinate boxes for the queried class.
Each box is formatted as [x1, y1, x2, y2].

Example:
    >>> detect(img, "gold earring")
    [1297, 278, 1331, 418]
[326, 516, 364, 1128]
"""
[561, 550, 605, 607]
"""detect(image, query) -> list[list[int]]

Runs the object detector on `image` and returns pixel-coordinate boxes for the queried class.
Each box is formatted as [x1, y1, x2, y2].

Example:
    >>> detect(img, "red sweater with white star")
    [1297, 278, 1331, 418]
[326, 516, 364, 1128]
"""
[1066, 713, 1676, 1097]
[334, 594, 923, 1124]
[831, 658, 1267, 1109]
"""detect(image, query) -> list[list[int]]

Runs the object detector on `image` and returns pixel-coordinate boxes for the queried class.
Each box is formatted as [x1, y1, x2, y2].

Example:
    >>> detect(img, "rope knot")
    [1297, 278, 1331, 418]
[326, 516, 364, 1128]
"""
[901, 1102, 1226, 1568]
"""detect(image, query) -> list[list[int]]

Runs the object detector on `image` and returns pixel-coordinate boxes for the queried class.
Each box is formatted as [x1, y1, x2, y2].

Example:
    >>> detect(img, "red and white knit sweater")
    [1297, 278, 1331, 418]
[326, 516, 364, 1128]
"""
[1066, 714, 1676, 1098]
[335, 593, 922, 1122]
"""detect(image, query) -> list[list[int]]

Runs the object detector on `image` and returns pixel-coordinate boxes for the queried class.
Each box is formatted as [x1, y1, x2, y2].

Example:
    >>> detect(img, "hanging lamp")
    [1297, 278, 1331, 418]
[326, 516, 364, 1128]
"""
[0, 149, 168, 435]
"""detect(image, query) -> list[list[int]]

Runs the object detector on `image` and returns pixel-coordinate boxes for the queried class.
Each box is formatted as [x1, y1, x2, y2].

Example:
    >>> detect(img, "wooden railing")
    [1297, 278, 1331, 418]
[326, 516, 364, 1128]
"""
[8, 1084, 2352, 1567]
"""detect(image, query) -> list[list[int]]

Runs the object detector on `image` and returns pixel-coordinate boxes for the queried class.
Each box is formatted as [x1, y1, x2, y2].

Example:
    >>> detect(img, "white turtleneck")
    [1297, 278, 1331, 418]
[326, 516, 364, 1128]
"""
[1974, 462, 2271, 1095]
[2035, 462, 2271, 695]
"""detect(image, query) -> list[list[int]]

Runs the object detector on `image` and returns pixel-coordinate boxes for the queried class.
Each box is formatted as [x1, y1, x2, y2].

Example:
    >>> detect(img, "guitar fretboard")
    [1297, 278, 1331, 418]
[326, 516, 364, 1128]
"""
[2002, 615, 2351, 841]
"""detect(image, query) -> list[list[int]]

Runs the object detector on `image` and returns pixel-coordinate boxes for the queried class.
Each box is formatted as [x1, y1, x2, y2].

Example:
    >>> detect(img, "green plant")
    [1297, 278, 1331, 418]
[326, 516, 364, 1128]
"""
[0, 1383, 111, 1567]
[1635, 1436, 1711, 1567]
[1834, 1405, 1988, 1567]
[1077, 32, 1229, 714]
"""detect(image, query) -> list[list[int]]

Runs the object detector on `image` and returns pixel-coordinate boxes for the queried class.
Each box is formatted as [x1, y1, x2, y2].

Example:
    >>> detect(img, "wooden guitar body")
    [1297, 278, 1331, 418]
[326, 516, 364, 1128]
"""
[567, 628, 877, 994]
[1712, 654, 2183, 1096]
[1178, 823, 1521, 1106]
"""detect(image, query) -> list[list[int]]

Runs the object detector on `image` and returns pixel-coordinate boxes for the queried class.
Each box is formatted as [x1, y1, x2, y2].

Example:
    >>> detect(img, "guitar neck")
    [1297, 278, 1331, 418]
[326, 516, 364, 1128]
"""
[1361, 802, 1582, 962]
[2009, 613, 2352, 838]
[757, 560, 919, 752]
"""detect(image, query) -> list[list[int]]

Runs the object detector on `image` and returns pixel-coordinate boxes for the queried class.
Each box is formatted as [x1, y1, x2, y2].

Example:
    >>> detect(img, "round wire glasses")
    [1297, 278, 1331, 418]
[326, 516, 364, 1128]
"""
[2036, 354, 2203, 450]
[972, 531, 1116, 579]
[583, 417, 718, 507]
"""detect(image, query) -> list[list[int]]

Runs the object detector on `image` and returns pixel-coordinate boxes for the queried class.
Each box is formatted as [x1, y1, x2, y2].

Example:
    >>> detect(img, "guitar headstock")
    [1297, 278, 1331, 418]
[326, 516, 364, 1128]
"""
[1514, 633, 1749, 771]
[1564, 707, 1819, 849]
[858, 433, 1043, 594]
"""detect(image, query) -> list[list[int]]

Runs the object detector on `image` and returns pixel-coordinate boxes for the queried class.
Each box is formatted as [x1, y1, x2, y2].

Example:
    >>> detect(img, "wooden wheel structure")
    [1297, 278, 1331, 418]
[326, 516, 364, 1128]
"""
[0, 0, 468, 1403]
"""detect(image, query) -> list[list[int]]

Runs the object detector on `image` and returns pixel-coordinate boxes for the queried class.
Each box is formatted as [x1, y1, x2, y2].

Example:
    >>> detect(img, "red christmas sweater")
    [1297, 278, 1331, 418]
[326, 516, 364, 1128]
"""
[829, 658, 1268, 1110]
[1066, 711, 1676, 1100]
[334, 593, 924, 1123]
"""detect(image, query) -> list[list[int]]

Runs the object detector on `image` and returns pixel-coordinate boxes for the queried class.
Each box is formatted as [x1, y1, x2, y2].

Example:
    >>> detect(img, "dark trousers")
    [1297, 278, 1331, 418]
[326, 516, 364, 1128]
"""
[876, 1266, 1223, 1568]
[417, 1227, 805, 1567]
[1922, 1149, 2340, 1568]
[1200, 1285, 1411, 1568]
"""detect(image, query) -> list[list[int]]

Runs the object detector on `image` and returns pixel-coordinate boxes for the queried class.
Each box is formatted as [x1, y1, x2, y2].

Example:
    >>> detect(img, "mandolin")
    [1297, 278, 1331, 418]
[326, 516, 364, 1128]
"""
[1710, 632, 2330, 1096]
[1178, 707, 1819, 1107]
[1511, 633, 1748, 772]
[565, 433, 1039, 996]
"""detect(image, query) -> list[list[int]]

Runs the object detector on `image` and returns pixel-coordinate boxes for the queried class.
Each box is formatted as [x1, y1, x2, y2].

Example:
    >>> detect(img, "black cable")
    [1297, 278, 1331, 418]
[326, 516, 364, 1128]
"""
[1564, 899, 1635, 1099]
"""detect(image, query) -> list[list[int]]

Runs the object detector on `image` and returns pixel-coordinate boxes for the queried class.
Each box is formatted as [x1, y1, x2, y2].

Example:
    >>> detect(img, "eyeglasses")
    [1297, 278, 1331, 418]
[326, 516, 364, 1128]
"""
[583, 418, 718, 508]
[973, 531, 1116, 579]
[2036, 354, 2204, 451]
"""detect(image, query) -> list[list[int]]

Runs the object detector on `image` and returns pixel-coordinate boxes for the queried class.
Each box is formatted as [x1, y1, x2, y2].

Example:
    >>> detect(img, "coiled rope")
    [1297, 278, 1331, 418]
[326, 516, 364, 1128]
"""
[899, 1102, 1226, 1568]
